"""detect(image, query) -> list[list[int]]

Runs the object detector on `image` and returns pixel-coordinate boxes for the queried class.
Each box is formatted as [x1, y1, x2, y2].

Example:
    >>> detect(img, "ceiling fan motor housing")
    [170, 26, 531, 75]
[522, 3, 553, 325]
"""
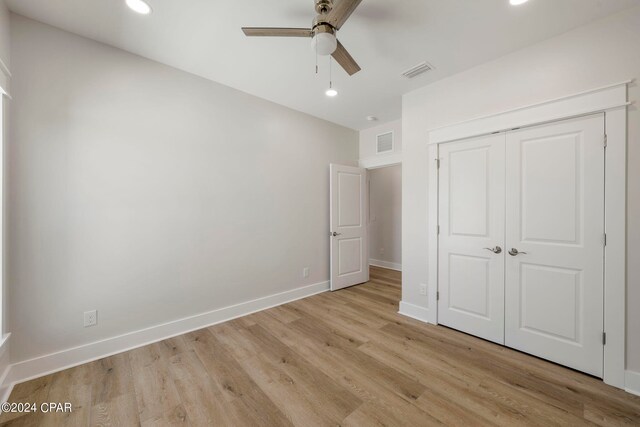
[312, 0, 338, 56]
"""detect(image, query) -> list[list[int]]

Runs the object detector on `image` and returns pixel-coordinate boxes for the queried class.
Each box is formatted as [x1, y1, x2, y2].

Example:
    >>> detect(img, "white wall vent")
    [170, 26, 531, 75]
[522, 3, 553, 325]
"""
[376, 132, 394, 154]
[401, 61, 433, 79]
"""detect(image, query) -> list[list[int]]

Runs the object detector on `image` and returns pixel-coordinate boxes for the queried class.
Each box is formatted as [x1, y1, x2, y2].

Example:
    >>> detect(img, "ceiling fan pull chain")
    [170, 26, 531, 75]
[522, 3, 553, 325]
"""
[329, 55, 332, 88]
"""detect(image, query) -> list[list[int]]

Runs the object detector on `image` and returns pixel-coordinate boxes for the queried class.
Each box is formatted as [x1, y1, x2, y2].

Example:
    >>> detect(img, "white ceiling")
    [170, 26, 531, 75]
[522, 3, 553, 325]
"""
[6, 0, 639, 130]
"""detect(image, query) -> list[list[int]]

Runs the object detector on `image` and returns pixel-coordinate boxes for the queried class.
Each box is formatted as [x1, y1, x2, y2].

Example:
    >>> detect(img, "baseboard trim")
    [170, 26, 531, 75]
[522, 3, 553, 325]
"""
[398, 301, 432, 324]
[4, 280, 329, 389]
[0, 366, 13, 404]
[0, 334, 12, 403]
[369, 259, 402, 272]
[625, 370, 640, 397]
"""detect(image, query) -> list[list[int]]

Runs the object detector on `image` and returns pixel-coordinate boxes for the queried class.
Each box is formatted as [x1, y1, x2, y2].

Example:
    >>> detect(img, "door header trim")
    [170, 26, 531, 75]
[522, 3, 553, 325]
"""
[427, 81, 631, 145]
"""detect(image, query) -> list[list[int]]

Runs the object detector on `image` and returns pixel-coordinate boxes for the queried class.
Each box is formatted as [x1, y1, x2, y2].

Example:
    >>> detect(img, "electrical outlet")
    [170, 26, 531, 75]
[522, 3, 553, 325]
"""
[84, 310, 97, 327]
[380, 247, 385, 255]
[419, 284, 428, 296]
[303, 267, 310, 278]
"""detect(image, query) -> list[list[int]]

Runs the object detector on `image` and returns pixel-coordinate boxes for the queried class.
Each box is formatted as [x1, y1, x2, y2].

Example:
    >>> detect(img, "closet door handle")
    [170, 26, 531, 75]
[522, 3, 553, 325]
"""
[484, 246, 502, 254]
[508, 248, 527, 256]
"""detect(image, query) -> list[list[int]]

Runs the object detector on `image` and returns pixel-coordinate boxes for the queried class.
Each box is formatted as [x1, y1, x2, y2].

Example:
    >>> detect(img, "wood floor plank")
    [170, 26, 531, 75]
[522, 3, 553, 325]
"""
[184, 328, 293, 427]
[0, 375, 54, 425]
[88, 353, 134, 406]
[167, 350, 232, 426]
[89, 393, 140, 427]
[371, 323, 599, 425]
[251, 309, 443, 426]
[377, 319, 640, 426]
[211, 322, 347, 426]
[288, 316, 426, 403]
[39, 364, 92, 427]
[139, 406, 189, 427]
[242, 323, 362, 421]
[128, 343, 182, 424]
[3, 267, 639, 426]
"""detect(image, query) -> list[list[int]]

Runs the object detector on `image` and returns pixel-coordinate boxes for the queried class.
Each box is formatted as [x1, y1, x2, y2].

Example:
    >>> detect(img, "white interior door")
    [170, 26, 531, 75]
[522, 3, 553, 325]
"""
[504, 114, 605, 377]
[438, 134, 506, 344]
[330, 164, 368, 291]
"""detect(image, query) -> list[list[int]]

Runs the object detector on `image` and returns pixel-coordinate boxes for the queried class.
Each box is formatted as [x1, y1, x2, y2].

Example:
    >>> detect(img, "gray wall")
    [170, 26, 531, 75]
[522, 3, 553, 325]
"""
[0, 0, 10, 396]
[7, 15, 358, 363]
[402, 6, 640, 371]
[369, 165, 401, 268]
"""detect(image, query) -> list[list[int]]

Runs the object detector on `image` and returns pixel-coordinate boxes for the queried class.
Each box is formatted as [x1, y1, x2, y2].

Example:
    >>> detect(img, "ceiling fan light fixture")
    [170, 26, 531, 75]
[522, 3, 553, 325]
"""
[126, 0, 152, 14]
[311, 32, 338, 56]
[242, 0, 361, 75]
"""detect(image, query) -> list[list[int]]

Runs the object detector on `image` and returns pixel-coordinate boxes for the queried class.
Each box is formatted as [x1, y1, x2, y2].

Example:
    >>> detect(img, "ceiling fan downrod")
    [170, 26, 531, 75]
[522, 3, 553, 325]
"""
[315, 0, 333, 16]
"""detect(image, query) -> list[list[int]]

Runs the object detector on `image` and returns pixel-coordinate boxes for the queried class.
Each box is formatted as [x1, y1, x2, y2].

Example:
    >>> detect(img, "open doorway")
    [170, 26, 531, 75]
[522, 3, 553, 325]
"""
[368, 164, 402, 272]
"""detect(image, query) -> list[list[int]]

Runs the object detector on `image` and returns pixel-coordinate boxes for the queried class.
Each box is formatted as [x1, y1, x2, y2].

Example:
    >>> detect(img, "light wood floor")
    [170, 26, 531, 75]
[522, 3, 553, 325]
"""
[2, 266, 640, 426]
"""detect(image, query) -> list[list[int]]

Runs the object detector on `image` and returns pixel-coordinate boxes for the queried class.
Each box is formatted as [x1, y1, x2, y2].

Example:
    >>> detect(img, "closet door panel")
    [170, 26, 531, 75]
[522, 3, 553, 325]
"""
[504, 114, 605, 377]
[438, 134, 506, 344]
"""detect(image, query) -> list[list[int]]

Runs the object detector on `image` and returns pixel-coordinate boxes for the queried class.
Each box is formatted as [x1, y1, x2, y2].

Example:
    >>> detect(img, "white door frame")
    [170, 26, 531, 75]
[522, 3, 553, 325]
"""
[425, 81, 629, 389]
[364, 160, 402, 273]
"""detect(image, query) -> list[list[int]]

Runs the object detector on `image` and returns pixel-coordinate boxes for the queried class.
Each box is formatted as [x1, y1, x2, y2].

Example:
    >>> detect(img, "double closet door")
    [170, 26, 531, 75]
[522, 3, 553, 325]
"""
[437, 114, 605, 377]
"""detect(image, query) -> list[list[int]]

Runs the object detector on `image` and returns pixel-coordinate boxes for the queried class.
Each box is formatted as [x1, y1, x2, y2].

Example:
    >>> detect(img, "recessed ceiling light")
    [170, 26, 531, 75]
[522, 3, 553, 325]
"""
[126, 0, 152, 14]
[325, 88, 338, 97]
[367, 116, 378, 122]
[509, 0, 529, 5]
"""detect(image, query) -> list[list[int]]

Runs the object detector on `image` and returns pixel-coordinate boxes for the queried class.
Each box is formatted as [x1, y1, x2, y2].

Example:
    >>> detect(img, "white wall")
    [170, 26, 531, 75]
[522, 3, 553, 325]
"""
[359, 119, 402, 167]
[0, 0, 10, 396]
[7, 15, 358, 363]
[0, 0, 8, 61]
[0, 0, 9, 90]
[402, 6, 640, 371]
[369, 165, 401, 270]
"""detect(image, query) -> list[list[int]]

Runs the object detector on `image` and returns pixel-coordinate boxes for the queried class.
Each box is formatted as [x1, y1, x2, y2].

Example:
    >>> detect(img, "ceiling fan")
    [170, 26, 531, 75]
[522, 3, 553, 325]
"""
[242, 0, 362, 76]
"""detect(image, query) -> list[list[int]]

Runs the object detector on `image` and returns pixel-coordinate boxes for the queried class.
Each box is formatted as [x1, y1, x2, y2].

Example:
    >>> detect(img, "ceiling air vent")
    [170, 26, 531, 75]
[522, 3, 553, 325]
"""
[377, 132, 394, 154]
[401, 61, 433, 79]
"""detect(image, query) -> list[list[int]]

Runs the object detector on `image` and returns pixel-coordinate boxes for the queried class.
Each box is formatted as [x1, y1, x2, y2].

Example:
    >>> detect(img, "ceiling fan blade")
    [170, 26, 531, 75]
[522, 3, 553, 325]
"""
[332, 40, 361, 76]
[326, 0, 363, 29]
[242, 27, 313, 37]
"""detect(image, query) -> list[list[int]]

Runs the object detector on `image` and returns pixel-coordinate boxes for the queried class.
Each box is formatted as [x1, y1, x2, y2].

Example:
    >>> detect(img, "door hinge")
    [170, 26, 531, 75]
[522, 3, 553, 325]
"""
[603, 332, 607, 345]
[435, 158, 440, 169]
[604, 233, 607, 247]
[436, 291, 440, 301]
[603, 134, 608, 148]
[437, 225, 440, 235]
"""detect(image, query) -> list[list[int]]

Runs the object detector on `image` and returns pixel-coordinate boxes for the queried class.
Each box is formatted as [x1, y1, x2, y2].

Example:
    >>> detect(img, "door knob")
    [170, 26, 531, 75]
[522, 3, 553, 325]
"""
[483, 246, 502, 254]
[330, 232, 342, 237]
[508, 248, 528, 256]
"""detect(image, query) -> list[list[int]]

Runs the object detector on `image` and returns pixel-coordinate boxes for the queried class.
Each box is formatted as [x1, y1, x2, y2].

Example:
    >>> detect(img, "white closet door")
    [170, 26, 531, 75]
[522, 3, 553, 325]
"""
[505, 114, 605, 377]
[438, 134, 506, 344]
